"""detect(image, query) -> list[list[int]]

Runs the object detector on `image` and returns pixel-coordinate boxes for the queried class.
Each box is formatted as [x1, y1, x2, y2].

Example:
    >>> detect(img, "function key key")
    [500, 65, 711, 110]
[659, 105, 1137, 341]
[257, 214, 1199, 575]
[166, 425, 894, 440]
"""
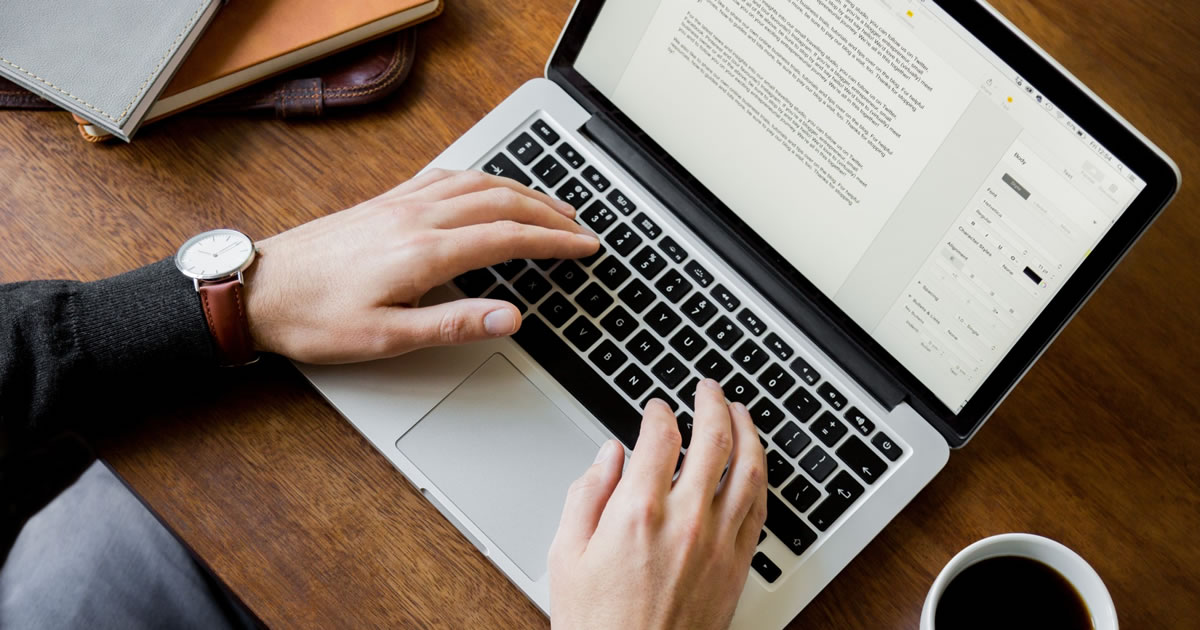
[580, 201, 617, 233]
[607, 189, 637, 215]
[453, 267, 496, 297]
[765, 493, 817, 556]
[617, 279, 655, 313]
[604, 224, 643, 256]
[749, 399, 785, 432]
[549, 260, 588, 294]
[790, 356, 821, 386]
[783, 387, 821, 423]
[615, 364, 653, 400]
[563, 316, 601, 351]
[537, 292, 577, 328]
[812, 411, 848, 447]
[837, 435, 888, 485]
[482, 153, 531, 186]
[752, 552, 782, 584]
[654, 269, 693, 303]
[782, 474, 822, 513]
[684, 261, 714, 288]
[798, 445, 836, 483]
[626, 330, 665, 365]
[631, 212, 662, 239]
[737, 308, 767, 336]
[652, 353, 689, 389]
[532, 154, 567, 187]
[733, 340, 769, 375]
[555, 142, 585, 168]
[669, 325, 708, 360]
[724, 373, 760, 406]
[557, 177, 595, 209]
[711, 284, 740, 311]
[645, 302, 683, 336]
[574, 282, 614, 317]
[600, 305, 638, 341]
[531, 118, 560, 145]
[757, 363, 796, 398]
[682, 293, 718, 326]
[767, 451, 795, 487]
[706, 316, 744, 350]
[631, 246, 667, 279]
[493, 258, 528, 280]
[872, 433, 903, 461]
[817, 382, 847, 411]
[582, 166, 611, 192]
[772, 421, 812, 458]
[658, 236, 688, 263]
[513, 270, 552, 303]
[845, 407, 875, 436]
[808, 471, 863, 532]
[486, 284, 526, 313]
[506, 132, 544, 165]
[763, 332, 794, 361]
[588, 339, 628, 375]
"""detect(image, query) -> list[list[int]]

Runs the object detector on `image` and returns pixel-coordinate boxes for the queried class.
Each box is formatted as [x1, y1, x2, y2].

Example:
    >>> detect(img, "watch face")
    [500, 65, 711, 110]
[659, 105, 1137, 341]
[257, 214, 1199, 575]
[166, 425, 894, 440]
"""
[176, 229, 255, 280]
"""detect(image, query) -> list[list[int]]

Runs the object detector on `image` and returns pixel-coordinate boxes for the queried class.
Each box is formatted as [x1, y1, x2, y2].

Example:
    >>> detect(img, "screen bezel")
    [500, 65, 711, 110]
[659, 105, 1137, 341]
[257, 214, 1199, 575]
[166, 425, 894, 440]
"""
[546, 0, 1179, 445]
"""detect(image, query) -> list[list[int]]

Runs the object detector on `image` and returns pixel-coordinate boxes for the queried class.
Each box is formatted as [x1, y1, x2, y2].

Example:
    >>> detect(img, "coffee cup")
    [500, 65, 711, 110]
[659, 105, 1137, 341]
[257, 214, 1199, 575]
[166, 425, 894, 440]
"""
[920, 533, 1117, 630]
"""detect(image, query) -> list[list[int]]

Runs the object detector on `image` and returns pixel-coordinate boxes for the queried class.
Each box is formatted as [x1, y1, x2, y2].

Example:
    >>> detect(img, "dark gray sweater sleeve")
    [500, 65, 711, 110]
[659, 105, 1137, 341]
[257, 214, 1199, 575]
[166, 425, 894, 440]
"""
[0, 258, 216, 449]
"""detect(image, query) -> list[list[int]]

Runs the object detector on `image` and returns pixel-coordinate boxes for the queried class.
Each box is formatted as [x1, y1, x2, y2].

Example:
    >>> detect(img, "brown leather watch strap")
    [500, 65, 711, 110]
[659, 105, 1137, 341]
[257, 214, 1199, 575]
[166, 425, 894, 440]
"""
[197, 278, 257, 366]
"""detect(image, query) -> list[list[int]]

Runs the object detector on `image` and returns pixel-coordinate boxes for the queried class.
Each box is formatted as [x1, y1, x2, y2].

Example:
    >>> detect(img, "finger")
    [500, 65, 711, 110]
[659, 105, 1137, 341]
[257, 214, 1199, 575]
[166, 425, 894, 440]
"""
[676, 379, 734, 503]
[385, 168, 460, 199]
[734, 458, 768, 560]
[549, 440, 625, 561]
[615, 399, 682, 501]
[421, 222, 599, 286]
[405, 170, 577, 218]
[428, 187, 589, 235]
[717, 402, 768, 542]
[379, 298, 523, 355]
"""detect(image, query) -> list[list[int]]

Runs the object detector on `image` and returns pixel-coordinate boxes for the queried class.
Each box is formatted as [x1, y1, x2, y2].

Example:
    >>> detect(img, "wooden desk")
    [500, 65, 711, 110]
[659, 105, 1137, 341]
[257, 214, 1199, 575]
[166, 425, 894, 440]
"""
[2, 0, 1197, 627]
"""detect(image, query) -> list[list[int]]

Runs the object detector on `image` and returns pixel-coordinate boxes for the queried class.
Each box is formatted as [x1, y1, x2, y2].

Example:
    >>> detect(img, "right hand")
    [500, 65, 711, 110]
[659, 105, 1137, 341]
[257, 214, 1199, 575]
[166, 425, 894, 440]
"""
[548, 380, 768, 630]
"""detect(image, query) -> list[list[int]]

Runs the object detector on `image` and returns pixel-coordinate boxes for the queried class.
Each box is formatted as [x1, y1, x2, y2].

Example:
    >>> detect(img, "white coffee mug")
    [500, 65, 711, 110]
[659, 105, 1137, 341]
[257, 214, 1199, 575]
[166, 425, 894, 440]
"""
[920, 533, 1118, 630]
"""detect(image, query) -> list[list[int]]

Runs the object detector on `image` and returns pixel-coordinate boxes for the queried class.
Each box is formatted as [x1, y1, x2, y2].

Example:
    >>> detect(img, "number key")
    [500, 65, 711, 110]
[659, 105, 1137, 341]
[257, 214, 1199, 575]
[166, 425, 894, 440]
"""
[682, 293, 718, 326]
[580, 201, 617, 233]
[631, 246, 667, 279]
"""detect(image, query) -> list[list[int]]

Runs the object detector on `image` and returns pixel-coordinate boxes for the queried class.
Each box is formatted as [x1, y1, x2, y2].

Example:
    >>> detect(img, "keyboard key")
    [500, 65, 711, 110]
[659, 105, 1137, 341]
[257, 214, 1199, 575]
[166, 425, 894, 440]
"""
[514, 270, 552, 303]
[654, 269, 692, 303]
[733, 340, 769, 375]
[555, 142, 584, 168]
[737, 309, 767, 336]
[582, 165, 610, 192]
[615, 364, 653, 400]
[669, 326, 708, 360]
[626, 330, 665, 365]
[751, 552, 782, 583]
[631, 212, 661, 239]
[493, 258, 528, 280]
[531, 119, 559, 145]
[677, 377, 701, 410]
[711, 284, 740, 311]
[817, 382, 847, 411]
[684, 260, 714, 287]
[485, 284, 526, 313]
[606, 189, 637, 215]
[549, 260, 588, 294]
[790, 357, 821, 386]
[783, 387, 821, 422]
[482, 153, 531, 185]
[563, 316, 601, 351]
[532, 154, 567, 187]
[658, 236, 688, 263]
[809, 471, 863, 532]
[642, 388, 679, 412]
[618, 279, 655, 313]
[837, 436, 888, 485]
[651, 353, 689, 389]
[511, 316, 641, 447]
[600, 305, 638, 341]
[588, 339, 628, 375]
[579, 245, 605, 267]
[594, 256, 631, 290]
[772, 421, 811, 458]
[767, 451, 795, 487]
[557, 177, 594, 209]
[845, 407, 875, 436]
[453, 268, 496, 297]
[757, 363, 796, 398]
[676, 412, 694, 448]
[696, 350, 733, 381]
[682, 293, 718, 326]
[798, 446, 836, 482]
[758, 530, 767, 545]
[574, 282, 613, 317]
[749, 399, 785, 432]
[580, 201, 618, 233]
[724, 373, 759, 406]
[812, 411, 848, 447]
[872, 432, 903, 461]
[763, 333, 793, 361]
[604, 224, 643, 256]
[506, 132, 544, 165]
[645, 302, 683, 337]
[631, 246, 667, 279]
[533, 258, 557, 270]
[766, 493, 817, 556]
[706, 316, 743, 350]
[781, 475, 822, 513]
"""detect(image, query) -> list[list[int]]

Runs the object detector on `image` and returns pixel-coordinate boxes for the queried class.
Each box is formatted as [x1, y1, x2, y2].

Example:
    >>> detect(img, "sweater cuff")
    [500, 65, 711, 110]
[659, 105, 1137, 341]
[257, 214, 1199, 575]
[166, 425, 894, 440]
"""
[70, 258, 216, 373]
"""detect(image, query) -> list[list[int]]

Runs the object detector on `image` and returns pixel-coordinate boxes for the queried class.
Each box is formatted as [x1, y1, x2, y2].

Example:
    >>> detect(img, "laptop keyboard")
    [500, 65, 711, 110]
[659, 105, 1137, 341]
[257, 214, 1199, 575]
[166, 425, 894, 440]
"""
[457, 115, 907, 586]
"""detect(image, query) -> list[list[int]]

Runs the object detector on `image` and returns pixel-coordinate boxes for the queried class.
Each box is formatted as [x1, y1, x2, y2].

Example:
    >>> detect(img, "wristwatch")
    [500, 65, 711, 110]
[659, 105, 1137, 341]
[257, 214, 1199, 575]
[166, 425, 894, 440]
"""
[175, 229, 259, 366]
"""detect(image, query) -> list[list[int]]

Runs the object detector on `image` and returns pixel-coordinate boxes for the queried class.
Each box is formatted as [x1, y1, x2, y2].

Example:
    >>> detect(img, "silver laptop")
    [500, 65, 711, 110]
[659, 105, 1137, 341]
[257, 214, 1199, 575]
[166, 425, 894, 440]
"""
[297, 1, 1179, 626]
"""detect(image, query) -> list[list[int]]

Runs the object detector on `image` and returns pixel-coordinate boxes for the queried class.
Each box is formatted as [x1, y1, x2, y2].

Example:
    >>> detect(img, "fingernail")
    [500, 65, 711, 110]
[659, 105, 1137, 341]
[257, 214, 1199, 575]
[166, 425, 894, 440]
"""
[593, 440, 616, 464]
[701, 378, 722, 390]
[730, 402, 748, 415]
[644, 398, 668, 412]
[484, 308, 518, 335]
[557, 200, 577, 216]
[574, 232, 600, 245]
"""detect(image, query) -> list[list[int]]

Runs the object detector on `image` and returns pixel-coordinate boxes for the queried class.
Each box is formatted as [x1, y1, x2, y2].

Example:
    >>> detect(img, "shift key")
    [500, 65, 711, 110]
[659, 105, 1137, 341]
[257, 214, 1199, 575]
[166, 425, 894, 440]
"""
[766, 493, 817, 556]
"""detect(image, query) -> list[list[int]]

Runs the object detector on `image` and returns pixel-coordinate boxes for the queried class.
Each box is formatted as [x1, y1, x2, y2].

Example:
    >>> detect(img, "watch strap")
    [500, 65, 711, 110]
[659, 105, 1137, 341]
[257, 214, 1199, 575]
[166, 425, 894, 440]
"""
[197, 278, 257, 366]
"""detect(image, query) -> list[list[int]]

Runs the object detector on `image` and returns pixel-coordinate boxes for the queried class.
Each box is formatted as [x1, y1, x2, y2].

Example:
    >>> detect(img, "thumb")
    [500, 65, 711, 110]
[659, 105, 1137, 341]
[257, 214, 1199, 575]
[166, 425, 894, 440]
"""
[550, 440, 624, 563]
[391, 298, 522, 350]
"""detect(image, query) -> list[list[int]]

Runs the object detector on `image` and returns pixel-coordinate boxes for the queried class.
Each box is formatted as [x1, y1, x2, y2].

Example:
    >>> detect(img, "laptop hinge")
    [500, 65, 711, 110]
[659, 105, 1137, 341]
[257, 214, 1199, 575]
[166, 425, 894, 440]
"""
[580, 112, 908, 411]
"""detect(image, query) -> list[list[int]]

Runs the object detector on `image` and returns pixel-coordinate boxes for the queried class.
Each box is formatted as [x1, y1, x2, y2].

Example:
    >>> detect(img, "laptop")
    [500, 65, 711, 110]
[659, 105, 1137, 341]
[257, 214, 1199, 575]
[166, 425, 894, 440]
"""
[297, 1, 1180, 626]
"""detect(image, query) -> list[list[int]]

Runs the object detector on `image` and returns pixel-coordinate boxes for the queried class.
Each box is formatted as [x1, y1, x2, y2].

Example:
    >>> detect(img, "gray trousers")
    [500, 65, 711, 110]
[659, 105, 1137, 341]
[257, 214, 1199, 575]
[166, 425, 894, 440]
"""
[1, 461, 257, 629]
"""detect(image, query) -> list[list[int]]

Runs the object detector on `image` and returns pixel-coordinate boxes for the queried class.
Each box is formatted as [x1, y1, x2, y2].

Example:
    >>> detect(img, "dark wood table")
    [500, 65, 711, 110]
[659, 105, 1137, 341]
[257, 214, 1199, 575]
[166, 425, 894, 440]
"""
[2, 0, 1198, 627]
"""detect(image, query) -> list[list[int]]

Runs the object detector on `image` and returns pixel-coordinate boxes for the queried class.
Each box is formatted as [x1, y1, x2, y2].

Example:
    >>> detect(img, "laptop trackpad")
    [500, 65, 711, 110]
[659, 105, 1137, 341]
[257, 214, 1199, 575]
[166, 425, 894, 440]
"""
[396, 353, 600, 580]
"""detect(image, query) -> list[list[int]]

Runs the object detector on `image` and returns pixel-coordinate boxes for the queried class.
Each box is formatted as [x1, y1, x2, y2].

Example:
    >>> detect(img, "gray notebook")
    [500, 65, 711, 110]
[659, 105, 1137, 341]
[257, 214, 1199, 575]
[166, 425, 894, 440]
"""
[0, 0, 222, 141]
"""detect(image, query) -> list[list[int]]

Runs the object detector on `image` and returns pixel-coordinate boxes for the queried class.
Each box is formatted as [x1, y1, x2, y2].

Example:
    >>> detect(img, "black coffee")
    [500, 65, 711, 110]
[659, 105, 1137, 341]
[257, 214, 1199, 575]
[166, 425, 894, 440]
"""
[935, 555, 1094, 630]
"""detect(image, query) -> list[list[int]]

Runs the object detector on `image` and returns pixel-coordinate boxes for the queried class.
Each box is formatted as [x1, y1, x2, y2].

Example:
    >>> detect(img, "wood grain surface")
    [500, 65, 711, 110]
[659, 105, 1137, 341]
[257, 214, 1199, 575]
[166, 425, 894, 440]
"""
[2, 0, 1197, 627]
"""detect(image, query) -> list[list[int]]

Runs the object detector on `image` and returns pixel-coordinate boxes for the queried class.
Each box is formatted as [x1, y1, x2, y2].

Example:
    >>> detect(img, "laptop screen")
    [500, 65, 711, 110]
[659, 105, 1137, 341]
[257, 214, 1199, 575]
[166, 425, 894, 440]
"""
[573, 0, 1147, 413]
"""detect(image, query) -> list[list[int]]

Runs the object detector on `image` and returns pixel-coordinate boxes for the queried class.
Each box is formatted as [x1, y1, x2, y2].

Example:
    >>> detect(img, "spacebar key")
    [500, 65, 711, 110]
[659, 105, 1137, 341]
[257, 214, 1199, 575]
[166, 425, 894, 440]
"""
[512, 315, 643, 448]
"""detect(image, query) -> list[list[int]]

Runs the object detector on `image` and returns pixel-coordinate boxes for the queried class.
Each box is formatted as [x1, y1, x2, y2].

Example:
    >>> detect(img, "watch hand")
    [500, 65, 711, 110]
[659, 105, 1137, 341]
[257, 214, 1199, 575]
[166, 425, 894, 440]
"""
[216, 242, 241, 255]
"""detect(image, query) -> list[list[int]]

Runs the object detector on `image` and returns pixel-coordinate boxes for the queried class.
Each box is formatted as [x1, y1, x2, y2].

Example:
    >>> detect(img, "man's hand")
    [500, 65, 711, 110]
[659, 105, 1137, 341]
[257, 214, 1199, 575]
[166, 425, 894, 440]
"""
[243, 169, 599, 364]
[549, 380, 768, 630]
